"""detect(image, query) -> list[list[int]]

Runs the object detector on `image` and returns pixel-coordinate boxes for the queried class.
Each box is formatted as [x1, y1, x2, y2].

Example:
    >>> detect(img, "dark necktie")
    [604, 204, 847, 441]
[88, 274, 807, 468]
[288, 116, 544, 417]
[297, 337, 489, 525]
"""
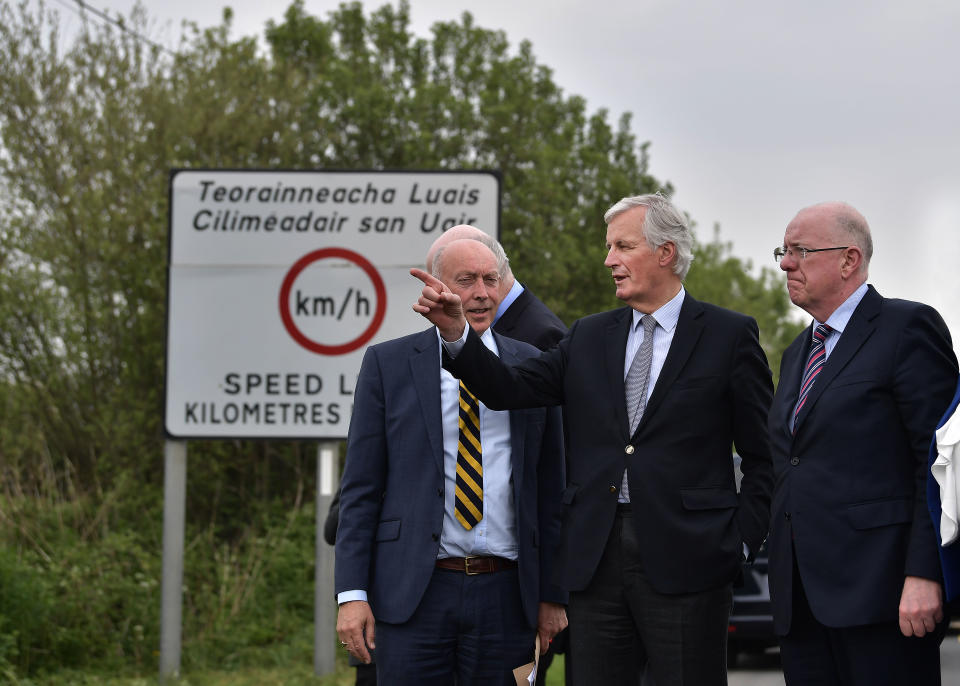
[455, 381, 483, 529]
[793, 323, 833, 432]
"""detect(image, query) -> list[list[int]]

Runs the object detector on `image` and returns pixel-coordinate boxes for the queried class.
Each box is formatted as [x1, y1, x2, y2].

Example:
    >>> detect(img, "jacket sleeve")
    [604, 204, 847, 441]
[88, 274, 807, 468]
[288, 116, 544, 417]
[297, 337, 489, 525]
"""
[897, 305, 959, 580]
[537, 403, 569, 605]
[730, 316, 775, 558]
[444, 324, 568, 410]
[334, 346, 389, 596]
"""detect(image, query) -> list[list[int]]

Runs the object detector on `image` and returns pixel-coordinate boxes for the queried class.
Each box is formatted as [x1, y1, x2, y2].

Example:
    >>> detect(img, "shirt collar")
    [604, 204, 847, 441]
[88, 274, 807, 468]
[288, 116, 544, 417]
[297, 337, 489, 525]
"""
[495, 280, 524, 323]
[435, 325, 499, 356]
[631, 286, 685, 333]
[817, 281, 868, 336]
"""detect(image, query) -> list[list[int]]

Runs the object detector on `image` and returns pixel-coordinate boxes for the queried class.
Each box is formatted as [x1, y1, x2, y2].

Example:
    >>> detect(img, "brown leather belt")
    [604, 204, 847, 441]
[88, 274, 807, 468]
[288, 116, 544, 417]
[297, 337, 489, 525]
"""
[435, 556, 518, 575]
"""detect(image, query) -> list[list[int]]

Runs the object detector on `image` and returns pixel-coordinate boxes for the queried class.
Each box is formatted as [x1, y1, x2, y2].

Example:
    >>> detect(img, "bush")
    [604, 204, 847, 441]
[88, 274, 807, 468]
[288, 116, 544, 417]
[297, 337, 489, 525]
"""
[0, 483, 318, 680]
[0, 492, 162, 676]
[0, 546, 53, 674]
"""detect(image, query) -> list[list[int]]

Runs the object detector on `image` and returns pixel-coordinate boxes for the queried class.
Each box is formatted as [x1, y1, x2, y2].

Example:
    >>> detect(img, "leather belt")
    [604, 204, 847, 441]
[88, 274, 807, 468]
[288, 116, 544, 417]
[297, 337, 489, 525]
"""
[435, 556, 518, 575]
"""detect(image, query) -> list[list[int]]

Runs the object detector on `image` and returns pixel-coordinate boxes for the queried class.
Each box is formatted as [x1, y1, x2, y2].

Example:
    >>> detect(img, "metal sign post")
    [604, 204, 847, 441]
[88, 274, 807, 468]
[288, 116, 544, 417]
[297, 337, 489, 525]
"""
[159, 440, 187, 682]
[314, 441, 340, 675]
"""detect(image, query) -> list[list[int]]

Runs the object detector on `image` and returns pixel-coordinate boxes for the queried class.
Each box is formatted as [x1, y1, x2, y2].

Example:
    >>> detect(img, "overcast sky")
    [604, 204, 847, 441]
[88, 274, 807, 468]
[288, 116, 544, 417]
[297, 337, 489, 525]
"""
[82, 0, 960, 343]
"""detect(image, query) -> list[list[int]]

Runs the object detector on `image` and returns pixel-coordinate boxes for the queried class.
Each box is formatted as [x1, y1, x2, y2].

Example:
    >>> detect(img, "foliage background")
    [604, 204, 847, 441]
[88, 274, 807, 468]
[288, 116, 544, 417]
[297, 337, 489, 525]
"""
[0, 0, 802, 679]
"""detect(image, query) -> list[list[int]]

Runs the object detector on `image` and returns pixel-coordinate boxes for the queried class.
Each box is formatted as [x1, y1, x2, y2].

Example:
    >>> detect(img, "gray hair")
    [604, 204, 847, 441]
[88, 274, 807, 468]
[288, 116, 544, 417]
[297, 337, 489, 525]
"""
[466, 232, 511, 278]
[833, 205, 873, 273]
[604, 193, 694, 280]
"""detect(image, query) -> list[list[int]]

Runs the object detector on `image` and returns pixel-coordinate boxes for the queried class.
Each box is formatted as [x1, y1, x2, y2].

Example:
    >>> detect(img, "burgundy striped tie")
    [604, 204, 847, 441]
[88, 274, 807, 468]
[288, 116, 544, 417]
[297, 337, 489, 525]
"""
[793, 324, 832, 433]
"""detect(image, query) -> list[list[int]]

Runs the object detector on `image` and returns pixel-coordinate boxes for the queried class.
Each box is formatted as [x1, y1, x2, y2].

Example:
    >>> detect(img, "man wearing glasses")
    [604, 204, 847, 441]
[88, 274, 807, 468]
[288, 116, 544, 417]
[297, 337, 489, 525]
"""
[767, 201, 958, 685]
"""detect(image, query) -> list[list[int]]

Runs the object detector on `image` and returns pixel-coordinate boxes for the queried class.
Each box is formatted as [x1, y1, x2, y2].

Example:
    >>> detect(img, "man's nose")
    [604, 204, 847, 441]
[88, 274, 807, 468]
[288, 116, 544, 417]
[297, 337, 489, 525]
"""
[470, 284, 491, 300]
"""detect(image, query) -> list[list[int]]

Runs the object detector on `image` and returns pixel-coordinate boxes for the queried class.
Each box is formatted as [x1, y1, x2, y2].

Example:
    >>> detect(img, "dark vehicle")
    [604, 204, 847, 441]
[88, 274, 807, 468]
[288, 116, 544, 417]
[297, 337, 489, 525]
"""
[727, 541, 777, 666]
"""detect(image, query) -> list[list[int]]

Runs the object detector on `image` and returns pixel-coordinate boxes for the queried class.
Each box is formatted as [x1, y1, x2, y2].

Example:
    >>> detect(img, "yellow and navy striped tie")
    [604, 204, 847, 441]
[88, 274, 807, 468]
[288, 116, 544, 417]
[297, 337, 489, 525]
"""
[455, 381, 483, 529]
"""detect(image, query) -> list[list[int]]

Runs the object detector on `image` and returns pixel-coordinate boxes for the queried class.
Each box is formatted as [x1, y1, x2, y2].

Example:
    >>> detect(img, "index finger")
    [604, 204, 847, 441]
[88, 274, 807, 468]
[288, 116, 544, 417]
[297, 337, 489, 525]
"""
[410, 267, 446, 292]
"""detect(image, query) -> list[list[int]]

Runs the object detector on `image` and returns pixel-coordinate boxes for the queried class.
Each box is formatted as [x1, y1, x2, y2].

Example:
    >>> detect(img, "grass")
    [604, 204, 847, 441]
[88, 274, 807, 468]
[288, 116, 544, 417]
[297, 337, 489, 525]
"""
[22, 650, 567, 685]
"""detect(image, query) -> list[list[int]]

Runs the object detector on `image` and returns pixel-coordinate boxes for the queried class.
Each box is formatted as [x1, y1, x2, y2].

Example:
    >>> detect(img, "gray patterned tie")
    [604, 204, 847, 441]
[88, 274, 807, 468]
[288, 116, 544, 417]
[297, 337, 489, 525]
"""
[626, 315, 658, 435]
[620, 315, 657, 503]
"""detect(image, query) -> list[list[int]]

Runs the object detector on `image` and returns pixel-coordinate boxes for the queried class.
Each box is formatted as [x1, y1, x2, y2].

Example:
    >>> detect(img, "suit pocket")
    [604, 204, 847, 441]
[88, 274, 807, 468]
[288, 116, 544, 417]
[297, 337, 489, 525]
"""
[672, 375, 721, 390]
[680, 487, 738, 510]
[375, 519, 401, 541]
[830, 373, 875, 389]
[845, 498, 912, 530]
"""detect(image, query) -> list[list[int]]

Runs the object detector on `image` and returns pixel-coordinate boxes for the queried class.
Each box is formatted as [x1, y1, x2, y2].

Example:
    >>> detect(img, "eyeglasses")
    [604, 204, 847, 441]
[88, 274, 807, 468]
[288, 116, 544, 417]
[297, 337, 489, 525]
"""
[773, 246, 848, 263]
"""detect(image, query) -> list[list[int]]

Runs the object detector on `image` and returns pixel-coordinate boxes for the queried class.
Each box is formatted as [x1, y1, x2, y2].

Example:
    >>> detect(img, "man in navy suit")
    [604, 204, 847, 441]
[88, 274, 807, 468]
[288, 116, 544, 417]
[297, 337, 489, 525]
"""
[335, 239, 567, 685]
[767, 201, 958, 685]
[413, 194, 774, 686]
[426, 225, 567, 351]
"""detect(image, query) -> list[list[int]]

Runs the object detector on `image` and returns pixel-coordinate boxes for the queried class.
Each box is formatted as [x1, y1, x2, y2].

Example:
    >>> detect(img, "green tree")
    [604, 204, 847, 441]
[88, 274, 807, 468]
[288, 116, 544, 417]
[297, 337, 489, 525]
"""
[0, 0, 801, 676]
[261, 0, 663, 321]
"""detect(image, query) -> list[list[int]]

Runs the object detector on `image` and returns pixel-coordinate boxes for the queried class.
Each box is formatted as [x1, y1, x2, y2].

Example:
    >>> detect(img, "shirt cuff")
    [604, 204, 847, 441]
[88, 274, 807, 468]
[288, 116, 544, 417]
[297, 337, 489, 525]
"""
[440, 324, 469, 356]
[337, 590, 368, 605]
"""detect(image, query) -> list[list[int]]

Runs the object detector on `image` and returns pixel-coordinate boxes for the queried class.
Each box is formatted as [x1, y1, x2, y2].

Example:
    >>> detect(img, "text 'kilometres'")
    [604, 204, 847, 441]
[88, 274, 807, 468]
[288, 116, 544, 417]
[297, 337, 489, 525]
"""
[165, 169, 500, 439]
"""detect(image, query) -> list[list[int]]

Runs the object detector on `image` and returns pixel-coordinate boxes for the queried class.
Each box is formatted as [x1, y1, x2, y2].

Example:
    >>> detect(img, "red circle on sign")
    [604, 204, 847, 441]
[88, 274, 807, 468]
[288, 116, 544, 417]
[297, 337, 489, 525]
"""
[279, 248, 387, 355]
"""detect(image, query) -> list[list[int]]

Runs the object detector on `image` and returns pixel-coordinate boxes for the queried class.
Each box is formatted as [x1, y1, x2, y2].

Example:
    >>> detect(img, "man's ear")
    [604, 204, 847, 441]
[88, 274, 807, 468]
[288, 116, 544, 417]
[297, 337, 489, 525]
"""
[839, 246, 863, 279]
[658, 241, 676, 268]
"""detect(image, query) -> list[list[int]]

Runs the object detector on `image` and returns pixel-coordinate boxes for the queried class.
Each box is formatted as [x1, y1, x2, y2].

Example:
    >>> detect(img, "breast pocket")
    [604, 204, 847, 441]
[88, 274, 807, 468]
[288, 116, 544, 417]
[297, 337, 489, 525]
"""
[829, 373, 876, 389]
[672, 375, 722, 392]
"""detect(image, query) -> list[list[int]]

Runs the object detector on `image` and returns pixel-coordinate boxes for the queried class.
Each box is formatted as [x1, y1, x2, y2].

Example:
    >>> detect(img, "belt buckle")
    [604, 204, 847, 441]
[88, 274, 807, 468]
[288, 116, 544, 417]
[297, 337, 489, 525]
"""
[464, 556, 481, 575]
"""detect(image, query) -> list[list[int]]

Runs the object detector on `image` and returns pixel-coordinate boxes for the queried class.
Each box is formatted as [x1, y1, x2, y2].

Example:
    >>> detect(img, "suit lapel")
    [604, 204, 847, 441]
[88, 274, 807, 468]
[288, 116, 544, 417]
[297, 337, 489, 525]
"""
[605, 309, 633, 437]
[410, 329, 445, 473]
[793, 287, 881, 432]
[639, 294, 705, 431]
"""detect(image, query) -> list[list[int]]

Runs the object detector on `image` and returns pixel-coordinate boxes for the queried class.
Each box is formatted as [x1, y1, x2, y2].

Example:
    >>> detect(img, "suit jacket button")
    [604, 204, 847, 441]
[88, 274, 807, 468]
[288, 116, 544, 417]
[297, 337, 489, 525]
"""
[609, 485, 618, 493]
[431, 533, 439, 541]
[625, 445, 635, 455]
[437, 488, 443, 497]
[790, 456, 800, 466]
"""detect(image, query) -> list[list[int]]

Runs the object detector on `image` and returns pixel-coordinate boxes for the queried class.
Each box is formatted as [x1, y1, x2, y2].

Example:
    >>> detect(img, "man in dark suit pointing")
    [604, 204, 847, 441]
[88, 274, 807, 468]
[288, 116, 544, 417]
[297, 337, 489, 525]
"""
[413, 194, 774, 686]
[768, 201, 958, 685]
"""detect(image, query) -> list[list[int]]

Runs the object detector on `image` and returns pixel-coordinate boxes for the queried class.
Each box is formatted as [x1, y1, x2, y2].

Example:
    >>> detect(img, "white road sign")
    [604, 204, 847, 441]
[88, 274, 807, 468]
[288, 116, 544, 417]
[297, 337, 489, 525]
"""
[164, 169, 500, 438]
